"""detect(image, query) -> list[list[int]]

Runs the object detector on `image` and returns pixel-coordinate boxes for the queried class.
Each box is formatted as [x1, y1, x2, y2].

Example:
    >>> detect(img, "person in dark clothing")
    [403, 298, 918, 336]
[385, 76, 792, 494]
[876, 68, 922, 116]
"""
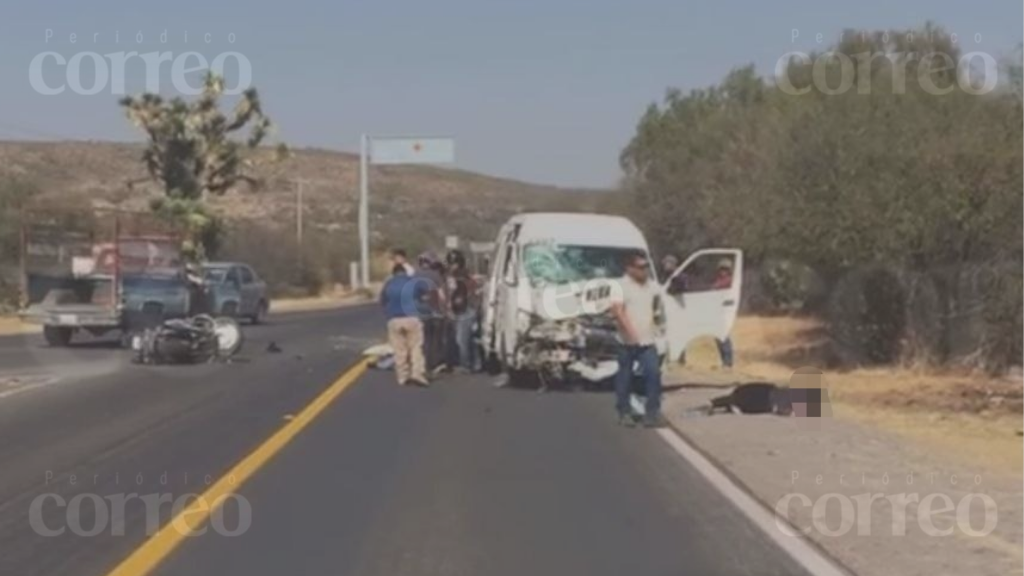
[415, 252, 447, 373]
[445, 249, 480, 372]
[427, 260, 452, 374]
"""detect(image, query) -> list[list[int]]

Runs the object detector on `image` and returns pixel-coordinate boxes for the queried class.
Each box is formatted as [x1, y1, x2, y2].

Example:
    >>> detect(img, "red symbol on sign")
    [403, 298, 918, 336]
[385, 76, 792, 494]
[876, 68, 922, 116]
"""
[413, 142, 422, 152]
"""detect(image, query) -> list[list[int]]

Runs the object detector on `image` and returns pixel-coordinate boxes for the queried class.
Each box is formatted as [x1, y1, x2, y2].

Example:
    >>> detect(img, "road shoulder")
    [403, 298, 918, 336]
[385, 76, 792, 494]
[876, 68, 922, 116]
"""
[662, 368, 1023, 576]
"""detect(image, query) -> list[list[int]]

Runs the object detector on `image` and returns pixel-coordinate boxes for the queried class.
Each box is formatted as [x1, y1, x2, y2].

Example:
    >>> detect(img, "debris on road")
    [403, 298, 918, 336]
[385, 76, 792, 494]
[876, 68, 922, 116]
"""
[362, 343, 395, 370]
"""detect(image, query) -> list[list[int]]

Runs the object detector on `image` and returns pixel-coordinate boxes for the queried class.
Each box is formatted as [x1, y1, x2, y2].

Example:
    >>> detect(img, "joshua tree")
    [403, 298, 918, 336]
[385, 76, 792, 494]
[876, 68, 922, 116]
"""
[119, 73, 287, 258]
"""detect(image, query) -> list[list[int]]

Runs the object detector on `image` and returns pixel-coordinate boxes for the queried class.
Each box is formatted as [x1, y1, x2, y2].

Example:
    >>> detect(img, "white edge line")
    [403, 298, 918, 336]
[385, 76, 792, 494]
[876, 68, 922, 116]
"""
[630, 395, 851, 576]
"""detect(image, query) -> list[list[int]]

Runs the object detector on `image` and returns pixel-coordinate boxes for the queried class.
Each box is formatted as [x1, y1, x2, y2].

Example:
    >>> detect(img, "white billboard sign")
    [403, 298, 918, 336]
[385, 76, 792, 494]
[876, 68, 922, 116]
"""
[370, 137, 455, 165]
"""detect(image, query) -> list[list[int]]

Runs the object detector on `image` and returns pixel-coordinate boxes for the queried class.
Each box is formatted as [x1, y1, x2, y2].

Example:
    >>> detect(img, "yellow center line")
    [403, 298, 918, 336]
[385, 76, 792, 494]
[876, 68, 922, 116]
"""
[106, 358, 371, 576]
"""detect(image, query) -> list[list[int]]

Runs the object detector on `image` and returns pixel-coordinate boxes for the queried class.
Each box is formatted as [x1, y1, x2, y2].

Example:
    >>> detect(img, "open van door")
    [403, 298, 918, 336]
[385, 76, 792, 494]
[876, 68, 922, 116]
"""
[661, 249, 743, 360]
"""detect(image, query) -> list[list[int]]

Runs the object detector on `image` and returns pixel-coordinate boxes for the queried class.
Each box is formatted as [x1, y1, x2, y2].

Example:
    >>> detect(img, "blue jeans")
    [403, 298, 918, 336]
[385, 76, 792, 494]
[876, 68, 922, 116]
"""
[716, 337, 734, 368]
[453, 310, 479, 370]
[615, 345, 662, 417]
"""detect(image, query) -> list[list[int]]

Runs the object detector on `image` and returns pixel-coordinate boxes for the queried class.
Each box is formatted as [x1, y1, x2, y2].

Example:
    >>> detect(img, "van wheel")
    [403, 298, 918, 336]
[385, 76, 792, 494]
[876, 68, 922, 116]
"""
[43, 326, 73, 347]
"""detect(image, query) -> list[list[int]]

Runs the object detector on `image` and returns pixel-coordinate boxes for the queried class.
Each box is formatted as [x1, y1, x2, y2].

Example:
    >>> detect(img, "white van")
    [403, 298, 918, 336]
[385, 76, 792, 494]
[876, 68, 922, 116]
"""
[481, 212, 743, 382]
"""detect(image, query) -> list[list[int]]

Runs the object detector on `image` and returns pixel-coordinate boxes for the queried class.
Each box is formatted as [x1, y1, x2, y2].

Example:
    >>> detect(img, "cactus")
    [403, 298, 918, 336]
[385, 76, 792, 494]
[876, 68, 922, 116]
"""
[119, 73, 288, 258]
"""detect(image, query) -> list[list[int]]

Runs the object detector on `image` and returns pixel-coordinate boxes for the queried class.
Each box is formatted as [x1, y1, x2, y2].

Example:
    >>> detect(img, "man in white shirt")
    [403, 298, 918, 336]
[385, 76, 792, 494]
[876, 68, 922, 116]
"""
[389, 248, 417, 277]
[609, 251, 666, 428]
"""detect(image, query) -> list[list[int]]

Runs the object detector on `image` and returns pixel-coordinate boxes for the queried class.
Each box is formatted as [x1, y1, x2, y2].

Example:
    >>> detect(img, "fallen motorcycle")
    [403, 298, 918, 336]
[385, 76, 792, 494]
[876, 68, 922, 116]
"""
[131, 314, 243, 365]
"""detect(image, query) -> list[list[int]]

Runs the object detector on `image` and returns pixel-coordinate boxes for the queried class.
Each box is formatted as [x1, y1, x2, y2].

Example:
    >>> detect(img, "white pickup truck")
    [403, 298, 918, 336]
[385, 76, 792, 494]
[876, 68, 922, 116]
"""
[480, 212, 742, 383]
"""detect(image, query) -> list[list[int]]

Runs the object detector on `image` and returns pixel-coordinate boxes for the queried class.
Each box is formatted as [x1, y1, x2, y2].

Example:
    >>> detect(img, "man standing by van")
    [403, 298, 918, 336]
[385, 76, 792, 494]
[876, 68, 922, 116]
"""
[415, 252, 447, 373]
[446, 249, 481, 372]
[380, 264, 429, 387]
[712, 258, 735, 369]
[610, 252, 666, 428]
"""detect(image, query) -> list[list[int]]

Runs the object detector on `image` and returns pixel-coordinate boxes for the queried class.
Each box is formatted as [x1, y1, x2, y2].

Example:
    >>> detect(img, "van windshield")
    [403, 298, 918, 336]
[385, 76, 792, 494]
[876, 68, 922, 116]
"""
[522, 243, 636, 287]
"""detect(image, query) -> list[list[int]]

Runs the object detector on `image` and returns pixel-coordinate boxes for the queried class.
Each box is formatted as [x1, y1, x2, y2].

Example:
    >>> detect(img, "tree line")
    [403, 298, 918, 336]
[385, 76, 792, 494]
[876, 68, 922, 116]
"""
[617, 25, 1022, 371]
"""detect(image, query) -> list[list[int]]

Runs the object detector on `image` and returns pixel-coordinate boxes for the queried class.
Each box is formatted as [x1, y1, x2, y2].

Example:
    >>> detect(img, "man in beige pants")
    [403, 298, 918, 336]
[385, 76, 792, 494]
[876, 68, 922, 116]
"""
[380, 264, 429, 387]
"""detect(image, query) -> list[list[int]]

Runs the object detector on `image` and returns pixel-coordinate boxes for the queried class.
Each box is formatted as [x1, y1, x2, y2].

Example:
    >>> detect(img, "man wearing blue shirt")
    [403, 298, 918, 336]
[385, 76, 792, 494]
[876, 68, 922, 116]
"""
[380, 264, 429, 387]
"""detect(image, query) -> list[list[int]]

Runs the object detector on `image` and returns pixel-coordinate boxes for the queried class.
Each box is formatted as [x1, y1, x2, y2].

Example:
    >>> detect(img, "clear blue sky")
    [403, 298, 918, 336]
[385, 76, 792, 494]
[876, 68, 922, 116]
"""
[1, 0, 1020, 187]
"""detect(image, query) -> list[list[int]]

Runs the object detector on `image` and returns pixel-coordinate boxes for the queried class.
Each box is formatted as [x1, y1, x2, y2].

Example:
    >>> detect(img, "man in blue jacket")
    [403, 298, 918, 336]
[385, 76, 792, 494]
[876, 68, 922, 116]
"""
[380, 264, 429, 387]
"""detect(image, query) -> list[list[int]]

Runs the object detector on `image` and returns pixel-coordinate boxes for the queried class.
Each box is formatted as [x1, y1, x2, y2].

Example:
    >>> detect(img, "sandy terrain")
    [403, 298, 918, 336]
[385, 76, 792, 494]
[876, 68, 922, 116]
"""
[0, 316, 39, 336]
[674, 316, 1023, 475]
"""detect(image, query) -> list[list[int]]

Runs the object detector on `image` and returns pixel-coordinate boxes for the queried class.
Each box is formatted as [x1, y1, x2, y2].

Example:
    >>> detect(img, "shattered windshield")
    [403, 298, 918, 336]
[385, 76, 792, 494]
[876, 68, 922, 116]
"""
[522, 243, 635, 287]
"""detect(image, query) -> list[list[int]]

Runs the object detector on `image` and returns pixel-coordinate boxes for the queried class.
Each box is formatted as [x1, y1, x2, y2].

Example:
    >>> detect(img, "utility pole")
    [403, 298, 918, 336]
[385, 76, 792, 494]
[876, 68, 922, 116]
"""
[357, 135, 453, 289]
[295, 179, 305, 245]
[358, 134, 370, 288]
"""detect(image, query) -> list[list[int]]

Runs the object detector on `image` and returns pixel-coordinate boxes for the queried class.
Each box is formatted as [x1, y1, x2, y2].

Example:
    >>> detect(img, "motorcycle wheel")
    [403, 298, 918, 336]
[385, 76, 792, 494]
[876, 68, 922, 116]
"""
[212, 316, 244, 357]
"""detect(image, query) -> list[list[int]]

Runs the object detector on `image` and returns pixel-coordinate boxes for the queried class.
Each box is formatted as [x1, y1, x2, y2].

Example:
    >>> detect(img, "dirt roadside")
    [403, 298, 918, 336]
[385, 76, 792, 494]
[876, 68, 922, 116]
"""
[0, 316, 39, 336]
[268, 292, 374, 313]
[663, 380, 1022, 576]
[664, 315, 1023, 576]
[676, 316, 1023, 475]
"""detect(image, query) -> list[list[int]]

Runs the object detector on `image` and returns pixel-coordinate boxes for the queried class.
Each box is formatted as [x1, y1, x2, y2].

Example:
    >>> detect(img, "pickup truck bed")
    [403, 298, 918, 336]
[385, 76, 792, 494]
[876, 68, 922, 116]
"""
[21, 303, 121, 328]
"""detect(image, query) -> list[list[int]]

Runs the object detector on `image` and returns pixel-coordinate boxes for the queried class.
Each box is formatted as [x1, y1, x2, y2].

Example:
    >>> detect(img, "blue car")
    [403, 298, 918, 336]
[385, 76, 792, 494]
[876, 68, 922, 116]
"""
[201, 262, 270, 324]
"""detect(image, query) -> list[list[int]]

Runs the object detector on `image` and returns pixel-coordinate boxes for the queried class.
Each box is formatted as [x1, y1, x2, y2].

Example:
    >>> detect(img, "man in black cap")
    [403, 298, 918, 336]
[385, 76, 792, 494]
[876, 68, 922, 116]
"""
[445, 249, 480, 372]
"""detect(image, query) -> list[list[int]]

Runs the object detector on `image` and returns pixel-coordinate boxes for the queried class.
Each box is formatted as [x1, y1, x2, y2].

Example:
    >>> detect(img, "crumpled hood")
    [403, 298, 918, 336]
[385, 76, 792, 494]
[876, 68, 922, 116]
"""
[528, 279, 617, 321]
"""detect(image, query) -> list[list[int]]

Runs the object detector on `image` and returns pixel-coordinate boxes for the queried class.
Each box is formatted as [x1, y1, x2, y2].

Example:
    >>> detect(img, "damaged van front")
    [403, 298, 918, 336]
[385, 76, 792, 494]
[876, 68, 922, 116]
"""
[511, 242, 644, 381]
[482, 212, 743, 386]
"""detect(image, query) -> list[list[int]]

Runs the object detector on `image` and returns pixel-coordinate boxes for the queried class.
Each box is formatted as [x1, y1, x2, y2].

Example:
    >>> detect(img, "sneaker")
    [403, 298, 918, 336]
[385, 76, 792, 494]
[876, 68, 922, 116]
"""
[643, 413, 668, 428]
[618, 413, 638, 428]
[409, 379, 430, 388]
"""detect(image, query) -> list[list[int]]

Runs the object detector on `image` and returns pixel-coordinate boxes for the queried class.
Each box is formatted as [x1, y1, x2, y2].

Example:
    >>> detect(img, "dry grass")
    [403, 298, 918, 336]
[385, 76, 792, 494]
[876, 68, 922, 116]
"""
[0, 316, 39, 336]
[678, 316, 1023, 475]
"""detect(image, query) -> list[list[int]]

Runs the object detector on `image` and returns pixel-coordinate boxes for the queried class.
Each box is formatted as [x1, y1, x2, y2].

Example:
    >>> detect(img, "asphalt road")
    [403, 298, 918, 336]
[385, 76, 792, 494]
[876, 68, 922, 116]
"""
[0, 305, 811, 576]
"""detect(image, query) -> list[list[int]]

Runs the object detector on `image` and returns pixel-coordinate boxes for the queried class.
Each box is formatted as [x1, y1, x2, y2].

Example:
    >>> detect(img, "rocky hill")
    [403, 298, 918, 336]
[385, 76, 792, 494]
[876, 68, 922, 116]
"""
[0, 140, 607, 293]
[1, 140, 601, 234]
